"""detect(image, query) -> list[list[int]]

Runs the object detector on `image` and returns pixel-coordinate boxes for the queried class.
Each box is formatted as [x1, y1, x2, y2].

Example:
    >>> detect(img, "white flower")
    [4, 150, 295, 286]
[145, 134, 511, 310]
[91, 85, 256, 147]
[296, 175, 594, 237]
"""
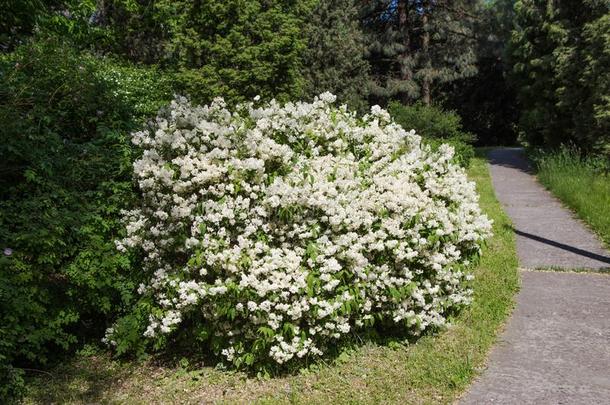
[110, 93, 492, 367]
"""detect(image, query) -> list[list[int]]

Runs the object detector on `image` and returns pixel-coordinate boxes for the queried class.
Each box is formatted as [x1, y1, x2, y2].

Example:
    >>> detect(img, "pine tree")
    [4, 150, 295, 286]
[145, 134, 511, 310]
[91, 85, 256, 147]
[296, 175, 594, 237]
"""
[301, 0, 370, 111]
[443, 0, 519, 146]
[364, 0, 479, 105]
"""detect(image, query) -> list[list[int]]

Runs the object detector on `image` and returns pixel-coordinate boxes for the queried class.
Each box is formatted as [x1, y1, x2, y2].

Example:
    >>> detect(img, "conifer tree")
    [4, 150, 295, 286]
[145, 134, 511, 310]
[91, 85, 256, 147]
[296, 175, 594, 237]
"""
[510, 0, 609, 151]
[365, 0, 479, 105]
[301, 0, 370, 111]
[576, 14, 610, 153]
[510, 0, 565, 147]
[443, 0, 519, 146]
[92, 0, 315, 104]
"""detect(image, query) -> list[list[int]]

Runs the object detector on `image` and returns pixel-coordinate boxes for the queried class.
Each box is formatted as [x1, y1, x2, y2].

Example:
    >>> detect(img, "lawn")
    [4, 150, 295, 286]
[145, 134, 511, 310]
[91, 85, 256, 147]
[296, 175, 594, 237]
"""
[23, 156, 519, 404]
[533, 148, 610, 247]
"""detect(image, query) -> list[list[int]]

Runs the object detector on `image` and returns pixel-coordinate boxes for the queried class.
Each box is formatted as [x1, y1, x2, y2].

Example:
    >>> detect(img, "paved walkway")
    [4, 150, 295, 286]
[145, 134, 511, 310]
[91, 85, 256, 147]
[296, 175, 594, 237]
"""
[487, 148, 610, 269]
[462, 148, 610, 404]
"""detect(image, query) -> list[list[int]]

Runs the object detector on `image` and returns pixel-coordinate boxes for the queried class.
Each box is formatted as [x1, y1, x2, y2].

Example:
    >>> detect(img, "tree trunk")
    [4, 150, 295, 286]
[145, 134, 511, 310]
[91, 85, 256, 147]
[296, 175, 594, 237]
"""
[398, 0, 412, 104]
[422, 1, 431, 105]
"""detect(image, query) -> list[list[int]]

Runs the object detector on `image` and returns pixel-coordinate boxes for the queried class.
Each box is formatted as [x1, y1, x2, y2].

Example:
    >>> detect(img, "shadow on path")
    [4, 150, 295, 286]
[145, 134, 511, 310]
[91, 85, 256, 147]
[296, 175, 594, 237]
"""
[486, 148, 535, 174]
[514, 229, 610, 265]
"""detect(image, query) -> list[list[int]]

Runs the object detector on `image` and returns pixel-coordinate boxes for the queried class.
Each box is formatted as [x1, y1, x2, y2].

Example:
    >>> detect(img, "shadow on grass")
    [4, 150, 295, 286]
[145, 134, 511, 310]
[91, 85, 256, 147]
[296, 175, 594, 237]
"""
[24, 355, 136, 404]
[24, 322, 447, 403]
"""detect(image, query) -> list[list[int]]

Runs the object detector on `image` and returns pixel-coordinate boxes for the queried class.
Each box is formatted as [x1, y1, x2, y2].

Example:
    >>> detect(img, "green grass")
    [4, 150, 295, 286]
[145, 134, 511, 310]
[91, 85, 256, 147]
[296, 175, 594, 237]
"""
[23, 157, 519, 404]
[532, 147, 610, 247]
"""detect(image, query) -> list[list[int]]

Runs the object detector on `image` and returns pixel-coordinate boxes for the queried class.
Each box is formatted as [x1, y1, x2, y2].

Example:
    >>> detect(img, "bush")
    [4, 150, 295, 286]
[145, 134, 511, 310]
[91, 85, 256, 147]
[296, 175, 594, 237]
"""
[107, 94, 492, 370]
[424, 137, 476, 169]
[79, 0, 315, 106]
[0, 37, 172, 398]
[387, 101, 475, 167]
[0, 364, 25, 403]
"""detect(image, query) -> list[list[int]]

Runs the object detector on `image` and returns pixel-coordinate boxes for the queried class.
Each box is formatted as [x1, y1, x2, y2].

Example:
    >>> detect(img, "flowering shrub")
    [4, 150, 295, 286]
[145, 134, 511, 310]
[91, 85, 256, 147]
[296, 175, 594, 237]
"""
[108, 93, 492, 368]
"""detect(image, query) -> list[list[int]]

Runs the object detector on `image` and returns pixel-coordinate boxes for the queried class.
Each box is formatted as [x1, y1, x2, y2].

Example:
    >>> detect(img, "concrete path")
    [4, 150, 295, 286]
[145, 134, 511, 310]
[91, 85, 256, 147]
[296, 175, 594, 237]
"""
[486, 148, 610, 269]
[461, 148, 610, 404]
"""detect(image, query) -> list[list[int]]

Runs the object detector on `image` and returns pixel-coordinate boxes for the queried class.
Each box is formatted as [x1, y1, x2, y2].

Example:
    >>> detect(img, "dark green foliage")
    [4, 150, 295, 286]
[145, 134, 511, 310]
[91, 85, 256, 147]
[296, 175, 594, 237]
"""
[0, 38, 172, 401]
[444, 59, 518, 146]
[10, 1, 315, 105]
[443, 0, 519, 146]
[0, 363, 25, 402]
[510, 0, 570, 147]
[388, 101, 475, 166]
[365, 0, 479, 105]
[572, 14, 610, 155]
[301, 0, 370, 110]
[388, 101, 475, 142]
[94, 0, 315, 105]
[0, 0, 54, 50]
[510, 0, 610, 153]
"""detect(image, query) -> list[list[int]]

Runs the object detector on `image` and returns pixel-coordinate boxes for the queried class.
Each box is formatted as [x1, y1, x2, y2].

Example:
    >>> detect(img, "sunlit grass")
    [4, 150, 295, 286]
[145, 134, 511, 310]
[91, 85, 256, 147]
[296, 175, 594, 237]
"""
[23, 156, 519, 404]
[533, 147, 610, 247]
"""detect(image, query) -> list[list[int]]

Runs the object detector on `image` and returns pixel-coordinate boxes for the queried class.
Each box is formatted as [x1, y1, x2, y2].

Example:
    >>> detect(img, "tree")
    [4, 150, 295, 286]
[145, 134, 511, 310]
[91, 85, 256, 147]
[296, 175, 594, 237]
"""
[301, 0, 370, 110]
[510, 0, 609, 152]
[0, 0, 64, 51]
[94, 0, 315, 104]
[576, 14, 610, 153]
[443, 0, 519, 146]
[510, 0, 566, 147]
[364, 0, 479, 105]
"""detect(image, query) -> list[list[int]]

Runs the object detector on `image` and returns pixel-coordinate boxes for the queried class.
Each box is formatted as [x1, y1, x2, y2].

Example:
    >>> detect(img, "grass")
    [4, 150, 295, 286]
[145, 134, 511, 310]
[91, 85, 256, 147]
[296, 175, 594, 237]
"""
[532, 147, 610, 247]
[23, 156, 519, 404]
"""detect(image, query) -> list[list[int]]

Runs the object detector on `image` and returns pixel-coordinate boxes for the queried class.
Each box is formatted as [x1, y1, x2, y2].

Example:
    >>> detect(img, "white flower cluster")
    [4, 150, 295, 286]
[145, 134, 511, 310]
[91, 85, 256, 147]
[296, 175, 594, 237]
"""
[110, 93, 492, 367]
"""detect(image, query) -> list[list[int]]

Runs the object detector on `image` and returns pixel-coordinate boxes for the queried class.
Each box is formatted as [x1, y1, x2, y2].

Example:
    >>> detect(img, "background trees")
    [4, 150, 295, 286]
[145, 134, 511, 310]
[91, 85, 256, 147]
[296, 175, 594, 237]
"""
[443, 0, 519, 146]
[364, 0, 479, 106]
[2, 0, 607, 150]
[94, 0, 315, 104]
[301, 0, 370, 110]
[510, 0, 609, 153]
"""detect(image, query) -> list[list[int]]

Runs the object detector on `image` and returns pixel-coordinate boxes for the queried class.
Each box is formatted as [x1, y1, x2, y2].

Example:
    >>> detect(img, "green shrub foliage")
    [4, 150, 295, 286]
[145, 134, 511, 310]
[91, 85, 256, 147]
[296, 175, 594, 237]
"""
[0, 38, 172, 400]
[388, 101, 475, 167]
[91, 0, 315, 105]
